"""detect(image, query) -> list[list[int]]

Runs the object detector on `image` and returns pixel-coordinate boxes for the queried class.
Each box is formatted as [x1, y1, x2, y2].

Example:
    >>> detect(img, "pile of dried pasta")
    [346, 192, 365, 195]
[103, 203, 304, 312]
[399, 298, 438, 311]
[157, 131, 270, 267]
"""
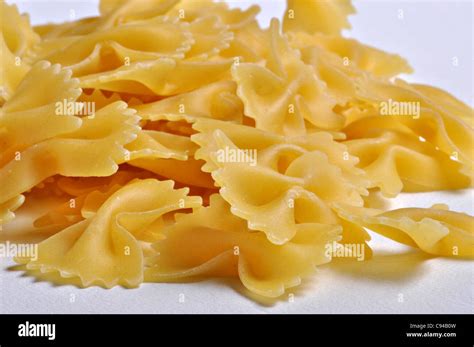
[1, 0, 473, 298]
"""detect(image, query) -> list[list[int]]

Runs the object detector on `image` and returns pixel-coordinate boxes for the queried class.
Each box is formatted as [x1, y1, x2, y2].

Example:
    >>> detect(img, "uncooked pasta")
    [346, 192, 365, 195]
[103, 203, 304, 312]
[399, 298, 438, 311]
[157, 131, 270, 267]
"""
[1, 0, 472, 298]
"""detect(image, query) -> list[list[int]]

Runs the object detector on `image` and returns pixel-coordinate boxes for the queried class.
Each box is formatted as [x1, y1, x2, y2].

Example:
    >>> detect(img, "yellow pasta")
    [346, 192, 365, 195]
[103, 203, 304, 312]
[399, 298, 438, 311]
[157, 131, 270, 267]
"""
[33, 170, 154, 233]
[232, 19, 343, 135]
[0, 60, 82, 223]
[192, 118, 368, 244]
[0, 2, 39, 104]
[0, 61, 82, 165]
[220, 18, 266, 63]
[145, 194, 341, 297]
[184, 16, 234, 60]
[334, 203, 474, 257]
[134, 80, 244, 123]
[0, 195, 25, 225]
[79, 57, 233, 95]
[355, 79, 474, 176]
[16, 179, 202, 287]
[28, 16, 195, 75]
[1, 0, 472, 299]
[288, 31, 413, 79]
[283, 0, 355, 35]
[344, 124, 471, 197]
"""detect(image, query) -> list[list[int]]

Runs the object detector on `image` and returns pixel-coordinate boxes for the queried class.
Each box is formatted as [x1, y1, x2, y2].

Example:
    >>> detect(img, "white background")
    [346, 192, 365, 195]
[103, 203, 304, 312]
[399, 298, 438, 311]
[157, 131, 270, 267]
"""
[1, 0, 473, 314]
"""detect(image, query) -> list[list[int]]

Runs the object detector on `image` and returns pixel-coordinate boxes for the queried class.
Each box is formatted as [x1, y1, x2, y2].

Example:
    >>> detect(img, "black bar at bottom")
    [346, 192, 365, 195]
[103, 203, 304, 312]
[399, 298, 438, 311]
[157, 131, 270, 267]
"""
[0, 314, 471, 346]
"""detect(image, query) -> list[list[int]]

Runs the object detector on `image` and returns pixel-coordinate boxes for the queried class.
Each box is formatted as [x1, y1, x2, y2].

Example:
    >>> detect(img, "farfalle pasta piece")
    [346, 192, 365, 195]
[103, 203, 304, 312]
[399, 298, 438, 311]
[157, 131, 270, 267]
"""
[169, 1, 262, 62]
[145, 194, 341, 297]
[292, 44, 369, 106]
[28, 16, 194, 76]
[232, 19, 342, 135]
[80, 58, 233, 95]
[318, 35, 412, 78]
[33, 170, 154, 232]
[288, 31, 412, 78]
[334, 204, 474, 257]
[344, 120, 471, 196]
[0, 3, 40, 103]
[0, 101, 140, 207]
[352, 78, 474, 176]
[101, 0, 258, 32]
[44, 0, 256, 64]
[283, 0, 355, 35]
[288, 34, 410, 114]
[192, 119, 368, 244]
[0, 61, 83, 223]
[0, 61, 83, 166]
[36, 0, 178, 39]
[16, 179, 202, 288]
[135, 80, 243, 123]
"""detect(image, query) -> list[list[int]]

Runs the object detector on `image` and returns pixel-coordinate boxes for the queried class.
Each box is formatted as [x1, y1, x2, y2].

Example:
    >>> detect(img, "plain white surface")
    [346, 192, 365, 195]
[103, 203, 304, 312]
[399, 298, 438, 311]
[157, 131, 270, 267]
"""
[1, 0, 473, 314]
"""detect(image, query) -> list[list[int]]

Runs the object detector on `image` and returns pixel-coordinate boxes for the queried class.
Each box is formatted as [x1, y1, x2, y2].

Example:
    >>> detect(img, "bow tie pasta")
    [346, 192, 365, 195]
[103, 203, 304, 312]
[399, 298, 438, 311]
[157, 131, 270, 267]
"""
[1, 0, 473, 299]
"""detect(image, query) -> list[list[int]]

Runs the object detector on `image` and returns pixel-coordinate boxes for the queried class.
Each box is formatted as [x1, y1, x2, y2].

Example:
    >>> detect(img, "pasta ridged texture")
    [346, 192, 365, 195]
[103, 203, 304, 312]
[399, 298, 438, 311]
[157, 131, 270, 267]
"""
[192, 118, 369, 245]
[1, 0, 473, 298]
